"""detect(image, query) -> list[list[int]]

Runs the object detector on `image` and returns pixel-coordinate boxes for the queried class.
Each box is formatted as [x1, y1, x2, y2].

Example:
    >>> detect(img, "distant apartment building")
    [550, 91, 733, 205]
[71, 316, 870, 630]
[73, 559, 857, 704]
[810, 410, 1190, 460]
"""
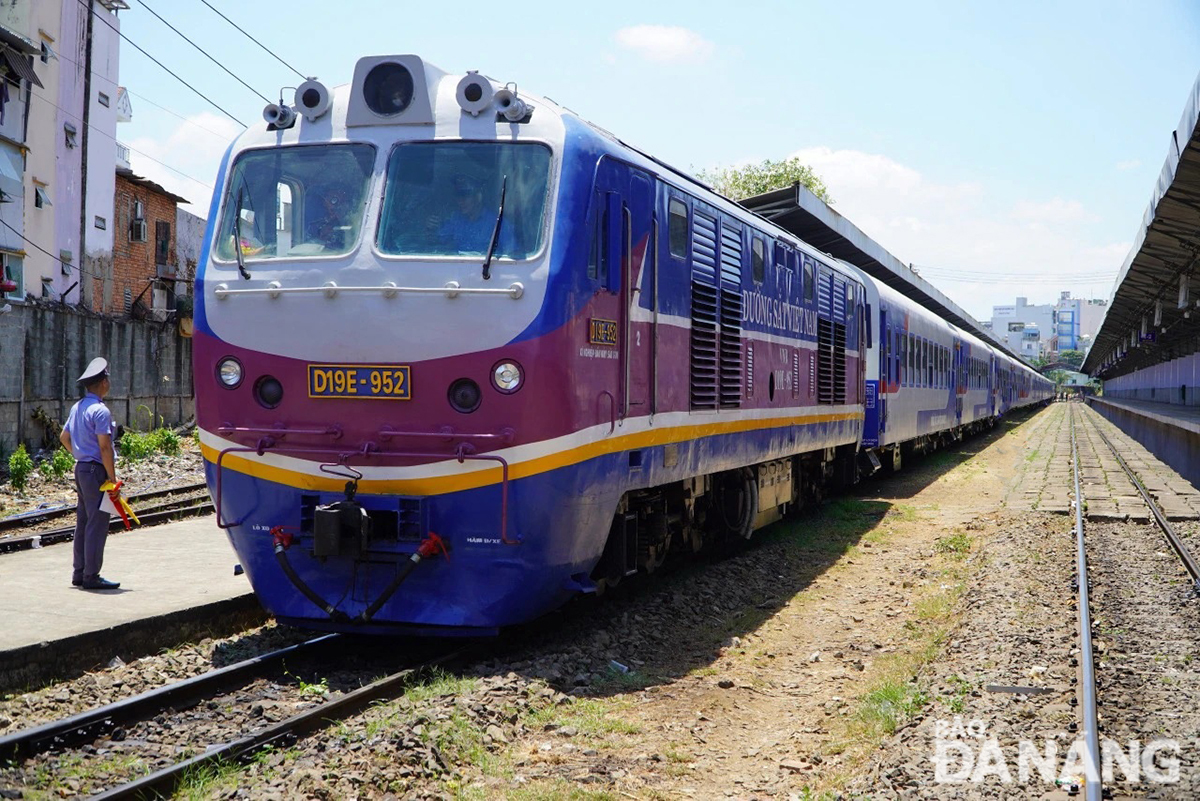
[110, 168, 187, 318]
[0, 0, 128, 310]
[990, 292, 1107, 359]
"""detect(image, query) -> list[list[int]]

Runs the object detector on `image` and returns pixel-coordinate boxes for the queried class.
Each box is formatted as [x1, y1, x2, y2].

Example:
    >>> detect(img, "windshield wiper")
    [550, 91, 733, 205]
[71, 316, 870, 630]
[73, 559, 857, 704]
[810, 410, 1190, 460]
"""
[233, 187, 251, 280]
[481, 175, 507, 281]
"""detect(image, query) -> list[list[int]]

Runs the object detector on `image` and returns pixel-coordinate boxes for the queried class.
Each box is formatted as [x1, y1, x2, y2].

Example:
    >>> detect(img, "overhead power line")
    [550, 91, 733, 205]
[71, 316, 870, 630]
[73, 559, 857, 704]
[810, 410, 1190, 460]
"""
[198, 0, 307, 81]
[28, 90, 215, 192]
[73, 0, 246, 126]
[134, 0, 271, 105]
[0, 217, 105, 282]
[43, 41, 236, 142]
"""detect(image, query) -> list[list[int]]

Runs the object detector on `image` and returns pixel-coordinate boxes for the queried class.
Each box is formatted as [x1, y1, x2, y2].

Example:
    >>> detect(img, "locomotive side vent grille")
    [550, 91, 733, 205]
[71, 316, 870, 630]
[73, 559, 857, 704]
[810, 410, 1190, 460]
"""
[833, 322, 847, 405]
[718, 222, 743, 409]
[690, 280, 719, 409]
[719, 286, 743, 408]
[817, 318, 834, 404]
[746, 343, 754, 397]
[689, 211, 720, 410]
[793, 348, 801, 399]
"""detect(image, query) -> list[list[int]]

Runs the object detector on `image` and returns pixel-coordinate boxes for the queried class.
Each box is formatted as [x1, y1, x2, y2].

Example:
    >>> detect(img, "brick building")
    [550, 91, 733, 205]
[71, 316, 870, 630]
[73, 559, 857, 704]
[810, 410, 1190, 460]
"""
[105, 167, 188, 317]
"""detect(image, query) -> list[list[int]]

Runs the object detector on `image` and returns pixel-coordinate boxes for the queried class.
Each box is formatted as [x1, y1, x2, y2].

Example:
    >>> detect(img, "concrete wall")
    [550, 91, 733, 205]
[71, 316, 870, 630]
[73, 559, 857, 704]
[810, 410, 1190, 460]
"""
[1104, 352, 1200, 406]
[0, 302, 193, 455]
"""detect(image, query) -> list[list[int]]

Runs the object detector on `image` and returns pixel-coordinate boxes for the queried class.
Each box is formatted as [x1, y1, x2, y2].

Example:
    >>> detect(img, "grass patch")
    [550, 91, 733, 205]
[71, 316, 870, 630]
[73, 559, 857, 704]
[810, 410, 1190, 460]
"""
[525, 697, 642, 738]
[934, 532, 972, 556]
[856, 680, 930, 736]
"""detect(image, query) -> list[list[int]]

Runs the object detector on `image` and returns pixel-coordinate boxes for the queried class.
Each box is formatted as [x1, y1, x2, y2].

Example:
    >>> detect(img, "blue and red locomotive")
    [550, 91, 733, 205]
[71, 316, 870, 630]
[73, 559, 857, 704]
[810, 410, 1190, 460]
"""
[193, 56, 1051, 635]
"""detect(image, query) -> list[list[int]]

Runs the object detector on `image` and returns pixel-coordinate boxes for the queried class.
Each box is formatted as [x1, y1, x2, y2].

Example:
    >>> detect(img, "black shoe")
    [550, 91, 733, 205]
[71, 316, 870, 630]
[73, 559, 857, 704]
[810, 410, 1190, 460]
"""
[72, 578, 82, 587]
[82, 577, 121, 590]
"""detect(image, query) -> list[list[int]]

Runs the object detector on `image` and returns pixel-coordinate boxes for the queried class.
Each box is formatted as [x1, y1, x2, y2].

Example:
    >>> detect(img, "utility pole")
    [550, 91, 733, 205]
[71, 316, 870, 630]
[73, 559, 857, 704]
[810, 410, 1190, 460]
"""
[77, 0, 94, 309]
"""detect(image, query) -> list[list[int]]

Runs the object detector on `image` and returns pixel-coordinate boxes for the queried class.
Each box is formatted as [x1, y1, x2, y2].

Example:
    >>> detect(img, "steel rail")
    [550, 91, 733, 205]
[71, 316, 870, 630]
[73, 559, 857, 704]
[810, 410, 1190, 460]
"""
[0, 493, 214, 554]
[91, 646, 472, 800]
[0, 481, 209, 534]
[1087, 415, 1200, 590]
[1069, 404, 1104, 801]
[0, 634, 339, 763]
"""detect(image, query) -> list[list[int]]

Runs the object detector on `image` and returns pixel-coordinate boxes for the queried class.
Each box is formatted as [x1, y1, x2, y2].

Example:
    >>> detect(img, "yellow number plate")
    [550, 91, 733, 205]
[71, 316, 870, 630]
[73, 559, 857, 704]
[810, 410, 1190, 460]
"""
[308, 364, 411, 400]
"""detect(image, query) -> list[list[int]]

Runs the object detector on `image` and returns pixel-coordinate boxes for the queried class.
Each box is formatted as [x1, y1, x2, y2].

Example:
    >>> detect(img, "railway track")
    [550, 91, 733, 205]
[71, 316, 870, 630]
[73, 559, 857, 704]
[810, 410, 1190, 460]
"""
[0, 481, 212, 554]
[1068, 402, 1200, 797]
[0, 632, 471, 798]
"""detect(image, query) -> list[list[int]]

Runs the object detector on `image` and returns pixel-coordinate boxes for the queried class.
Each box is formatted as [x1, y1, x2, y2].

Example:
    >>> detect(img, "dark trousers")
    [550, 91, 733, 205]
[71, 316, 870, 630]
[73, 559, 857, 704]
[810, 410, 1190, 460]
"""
[73, 461, 111, 583]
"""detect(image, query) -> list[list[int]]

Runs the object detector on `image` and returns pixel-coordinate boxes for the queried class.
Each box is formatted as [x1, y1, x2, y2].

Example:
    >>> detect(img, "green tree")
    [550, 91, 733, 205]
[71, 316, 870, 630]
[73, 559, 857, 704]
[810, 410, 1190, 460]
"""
[1058, 349, 1084, 369]
[697, 157, 833, 204]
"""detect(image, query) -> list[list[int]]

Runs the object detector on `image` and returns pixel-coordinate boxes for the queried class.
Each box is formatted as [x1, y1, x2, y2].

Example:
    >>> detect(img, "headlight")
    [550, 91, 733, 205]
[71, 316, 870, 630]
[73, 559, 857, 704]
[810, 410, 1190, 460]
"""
[448, 378, 482, 413]
[255, 376, 284, 408]
[492, 361, 523, 393]
[217, 358, 243, 388]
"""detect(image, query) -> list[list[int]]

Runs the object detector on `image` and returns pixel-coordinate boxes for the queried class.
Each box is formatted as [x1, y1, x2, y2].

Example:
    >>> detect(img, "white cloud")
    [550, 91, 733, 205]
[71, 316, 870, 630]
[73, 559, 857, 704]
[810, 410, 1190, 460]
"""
[125, 112, 242, 215]
[786, 146, 1126, 318]
[1011, 197, 1098, 225]
[614, 25, 715, 64]
[1116, 159, 1141, 171]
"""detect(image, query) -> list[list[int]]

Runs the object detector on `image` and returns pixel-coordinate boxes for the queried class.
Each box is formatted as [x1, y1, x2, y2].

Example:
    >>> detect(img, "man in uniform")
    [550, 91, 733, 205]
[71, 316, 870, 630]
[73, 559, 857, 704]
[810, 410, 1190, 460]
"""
[59, 357, 121, 590]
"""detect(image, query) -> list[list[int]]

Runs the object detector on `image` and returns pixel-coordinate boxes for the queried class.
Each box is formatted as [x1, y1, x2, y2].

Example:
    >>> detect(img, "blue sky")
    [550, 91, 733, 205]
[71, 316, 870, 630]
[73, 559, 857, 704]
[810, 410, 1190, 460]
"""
[115, 0, 1200, 321]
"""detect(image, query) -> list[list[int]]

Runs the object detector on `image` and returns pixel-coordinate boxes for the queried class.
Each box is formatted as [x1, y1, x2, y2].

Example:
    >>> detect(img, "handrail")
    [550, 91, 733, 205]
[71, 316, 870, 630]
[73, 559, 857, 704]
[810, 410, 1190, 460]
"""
[378, 425, 515, 444]
[214, 442, 517, 544]
[213, 280, 524, 300]
[217, 423, 343, 439]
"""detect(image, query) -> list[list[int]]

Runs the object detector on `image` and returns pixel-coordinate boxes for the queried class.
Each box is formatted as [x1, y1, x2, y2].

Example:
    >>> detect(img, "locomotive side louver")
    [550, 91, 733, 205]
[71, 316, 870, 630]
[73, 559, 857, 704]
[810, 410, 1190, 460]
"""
[689, 212, 719, 410]
[718, 222, 743, 409]
[832, 277, 848, 405]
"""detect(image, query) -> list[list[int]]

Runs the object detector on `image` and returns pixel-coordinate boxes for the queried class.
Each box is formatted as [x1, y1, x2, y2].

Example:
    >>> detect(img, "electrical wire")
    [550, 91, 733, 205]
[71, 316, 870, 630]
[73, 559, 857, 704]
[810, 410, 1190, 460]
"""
[28, 90, 215, 191]
[0, 217, 105, 281]
[198, 0, 307, 81]
[133, 0, 271, 105]
[39, 36, 235, 142]
[72, 0, 246, 126]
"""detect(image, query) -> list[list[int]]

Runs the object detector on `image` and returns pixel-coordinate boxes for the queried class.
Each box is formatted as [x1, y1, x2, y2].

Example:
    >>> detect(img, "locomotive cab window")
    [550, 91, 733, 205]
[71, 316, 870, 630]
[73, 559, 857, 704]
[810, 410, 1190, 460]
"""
[803, 258, 814, 303]
[377, 141, 552, 260]
[216, 143, 376, 261]
[668, 198, 689, 259]
[588, 195, 610, 283]
[751, 237, 765, 284]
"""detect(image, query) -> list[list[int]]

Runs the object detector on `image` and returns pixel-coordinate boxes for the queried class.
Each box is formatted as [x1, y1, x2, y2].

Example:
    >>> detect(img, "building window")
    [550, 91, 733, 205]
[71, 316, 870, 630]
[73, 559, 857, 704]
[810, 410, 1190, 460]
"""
[98, 92, 110, 107]
[2, 255, 21, 300]
[94, 216, 106, 230]
[64, 123, 77, 149]
[155, 220, 171, 263]
[40, 43, 52, 64]
[33, 186, 51, 209]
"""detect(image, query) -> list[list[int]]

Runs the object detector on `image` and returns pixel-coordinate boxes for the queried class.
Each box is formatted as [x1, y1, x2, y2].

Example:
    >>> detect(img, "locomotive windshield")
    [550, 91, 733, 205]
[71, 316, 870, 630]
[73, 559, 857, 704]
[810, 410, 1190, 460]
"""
[214, 144, 376, 262]
[377, 142, 551, 260]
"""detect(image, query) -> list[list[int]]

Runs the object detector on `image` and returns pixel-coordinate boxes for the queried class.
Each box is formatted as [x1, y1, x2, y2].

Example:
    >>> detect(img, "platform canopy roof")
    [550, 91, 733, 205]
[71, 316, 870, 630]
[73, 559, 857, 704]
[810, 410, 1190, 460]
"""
[739, 183, 1020, 360]
[1083, 71, 1200, 379]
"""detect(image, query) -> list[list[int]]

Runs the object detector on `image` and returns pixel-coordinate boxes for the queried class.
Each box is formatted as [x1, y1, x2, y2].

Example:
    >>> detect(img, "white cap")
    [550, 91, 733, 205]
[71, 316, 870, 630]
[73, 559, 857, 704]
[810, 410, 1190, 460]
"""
[78, 357, 109, 383]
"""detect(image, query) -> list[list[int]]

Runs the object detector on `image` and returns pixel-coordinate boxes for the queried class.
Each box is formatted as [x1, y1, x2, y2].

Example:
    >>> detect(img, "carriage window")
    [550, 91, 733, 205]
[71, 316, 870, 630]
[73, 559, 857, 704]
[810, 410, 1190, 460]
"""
[751, 237, 765, 284]
[668, 198, 688, 258]
[378, 141, 551, 259]
[216, 143, 376, 261]
[588, 197, 609, 283]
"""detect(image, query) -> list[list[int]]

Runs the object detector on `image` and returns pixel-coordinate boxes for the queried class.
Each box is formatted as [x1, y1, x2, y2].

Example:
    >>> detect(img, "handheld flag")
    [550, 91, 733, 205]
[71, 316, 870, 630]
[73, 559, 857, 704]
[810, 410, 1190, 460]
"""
[99, 480, 141, 530]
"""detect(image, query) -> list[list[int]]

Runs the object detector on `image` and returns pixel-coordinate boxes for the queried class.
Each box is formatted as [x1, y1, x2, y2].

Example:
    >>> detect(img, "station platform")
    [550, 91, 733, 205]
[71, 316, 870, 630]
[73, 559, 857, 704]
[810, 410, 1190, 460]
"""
[0, 515, 261, 691]
[1087, 396, 1200, 436]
